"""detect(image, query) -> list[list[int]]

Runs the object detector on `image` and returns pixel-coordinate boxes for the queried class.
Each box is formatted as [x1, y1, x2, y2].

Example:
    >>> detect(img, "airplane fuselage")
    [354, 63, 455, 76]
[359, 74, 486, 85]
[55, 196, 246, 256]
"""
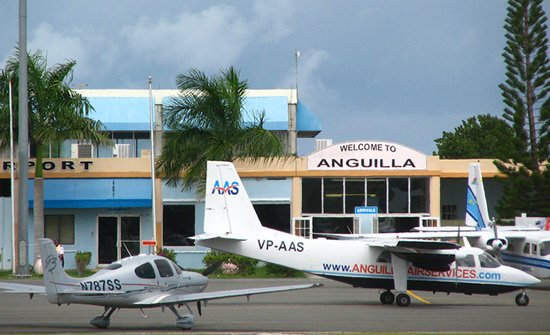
[199, 229, 537, 296]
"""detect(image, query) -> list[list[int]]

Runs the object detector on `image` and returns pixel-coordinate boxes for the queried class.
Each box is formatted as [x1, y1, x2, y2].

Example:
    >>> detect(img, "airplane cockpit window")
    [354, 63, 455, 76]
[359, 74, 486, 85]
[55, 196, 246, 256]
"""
[376, 251, 392, 263]
[456, 254, 475, 267]
[105, 263, 122, 270]
[170, 261, 183, 275]
[523, 243, 530, 254]
[135, 262, 156, 279]
[479, 252, 500, 268]
[541, 241, 550, 257]
[154, 259, 175, 277]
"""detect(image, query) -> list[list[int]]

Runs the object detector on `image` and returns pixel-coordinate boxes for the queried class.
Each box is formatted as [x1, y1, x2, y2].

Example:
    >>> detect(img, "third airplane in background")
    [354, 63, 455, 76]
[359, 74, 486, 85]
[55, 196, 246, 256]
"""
[194, 161, 540, 307]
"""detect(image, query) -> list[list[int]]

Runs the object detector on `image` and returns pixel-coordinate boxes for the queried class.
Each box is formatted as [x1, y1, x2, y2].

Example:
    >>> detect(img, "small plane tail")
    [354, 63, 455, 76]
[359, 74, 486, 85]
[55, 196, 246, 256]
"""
[40, 238, 78, 304]
[465, 163, 491, 231]
[202, 161, 265, 237]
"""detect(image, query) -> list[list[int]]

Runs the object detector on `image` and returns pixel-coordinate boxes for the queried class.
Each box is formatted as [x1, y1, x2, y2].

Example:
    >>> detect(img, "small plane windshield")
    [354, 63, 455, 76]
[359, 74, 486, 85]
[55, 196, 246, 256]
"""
[479, 252, 500, 268]
[154, 259, 174, 277]
[541, 241, 550, 257]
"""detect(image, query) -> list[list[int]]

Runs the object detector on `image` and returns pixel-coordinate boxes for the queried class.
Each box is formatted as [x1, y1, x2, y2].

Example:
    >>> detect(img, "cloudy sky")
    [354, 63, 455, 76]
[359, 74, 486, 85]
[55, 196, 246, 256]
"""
[1, 1, 548, 155]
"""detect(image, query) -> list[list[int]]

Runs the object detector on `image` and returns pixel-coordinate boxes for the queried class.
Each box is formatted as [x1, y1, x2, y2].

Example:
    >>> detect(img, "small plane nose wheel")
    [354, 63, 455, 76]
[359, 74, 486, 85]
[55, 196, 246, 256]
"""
[380, 290, 395, 304]
[515, 292, 529, 306]
[395, 293, 411, 307]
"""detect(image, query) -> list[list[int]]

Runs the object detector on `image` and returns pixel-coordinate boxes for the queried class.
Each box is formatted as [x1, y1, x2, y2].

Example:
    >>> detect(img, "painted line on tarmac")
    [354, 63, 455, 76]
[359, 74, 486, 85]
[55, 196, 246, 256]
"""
[407, 290, 431, 304]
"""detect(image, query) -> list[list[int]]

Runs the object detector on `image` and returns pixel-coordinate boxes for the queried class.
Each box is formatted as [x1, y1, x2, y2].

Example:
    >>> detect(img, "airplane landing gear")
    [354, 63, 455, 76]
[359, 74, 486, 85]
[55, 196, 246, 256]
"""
[168, 305, 195, 330]
[515, 292, 530, 306]
[380, 290, 395, 304]
[90, 307, 116, 328]
[395, 293, 411, 307]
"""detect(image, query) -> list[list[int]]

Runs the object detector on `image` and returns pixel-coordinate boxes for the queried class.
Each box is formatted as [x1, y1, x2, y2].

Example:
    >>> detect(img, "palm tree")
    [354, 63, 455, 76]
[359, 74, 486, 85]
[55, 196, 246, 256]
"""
[0, 49, 110, 267]
[157, 67, 284, 193]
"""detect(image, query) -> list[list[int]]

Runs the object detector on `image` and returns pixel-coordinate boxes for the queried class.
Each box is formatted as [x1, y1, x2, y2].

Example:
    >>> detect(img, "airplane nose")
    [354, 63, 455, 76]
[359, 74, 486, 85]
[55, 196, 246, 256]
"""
[520, 270, 541, 286]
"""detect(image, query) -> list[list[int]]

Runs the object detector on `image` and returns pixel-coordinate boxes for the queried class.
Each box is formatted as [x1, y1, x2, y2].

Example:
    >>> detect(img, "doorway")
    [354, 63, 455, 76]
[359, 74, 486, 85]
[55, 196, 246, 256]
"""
[98, 215, 141, 264]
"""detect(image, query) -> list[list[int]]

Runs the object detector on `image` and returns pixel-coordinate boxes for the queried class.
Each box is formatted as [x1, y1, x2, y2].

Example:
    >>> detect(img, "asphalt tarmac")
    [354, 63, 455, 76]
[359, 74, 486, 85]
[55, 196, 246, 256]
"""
[0, 277, 549, 333]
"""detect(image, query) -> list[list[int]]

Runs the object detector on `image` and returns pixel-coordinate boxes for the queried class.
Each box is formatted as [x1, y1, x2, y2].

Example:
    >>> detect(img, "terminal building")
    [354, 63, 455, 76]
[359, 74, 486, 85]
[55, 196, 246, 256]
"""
[0, 89, 503, 270]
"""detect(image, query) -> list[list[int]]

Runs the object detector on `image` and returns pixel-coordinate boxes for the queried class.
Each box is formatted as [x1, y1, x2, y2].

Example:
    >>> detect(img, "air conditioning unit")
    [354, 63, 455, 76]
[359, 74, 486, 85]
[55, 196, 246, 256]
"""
[70, 143, 93, 158]
[315, 139, 333, 152]
[113, 143, 131, 158]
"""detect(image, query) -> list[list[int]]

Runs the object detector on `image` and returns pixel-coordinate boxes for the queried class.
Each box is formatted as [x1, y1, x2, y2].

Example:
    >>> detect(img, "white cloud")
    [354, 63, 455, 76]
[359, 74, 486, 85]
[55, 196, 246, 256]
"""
[120, 1, 294, 73]
[28, 23, 91, 78]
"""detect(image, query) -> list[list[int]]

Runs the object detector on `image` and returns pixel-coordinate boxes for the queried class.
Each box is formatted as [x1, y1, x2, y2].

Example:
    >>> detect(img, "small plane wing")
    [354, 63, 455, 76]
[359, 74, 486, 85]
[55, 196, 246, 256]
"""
[0, 282, 46, 296]
[134, 283, 322, 306]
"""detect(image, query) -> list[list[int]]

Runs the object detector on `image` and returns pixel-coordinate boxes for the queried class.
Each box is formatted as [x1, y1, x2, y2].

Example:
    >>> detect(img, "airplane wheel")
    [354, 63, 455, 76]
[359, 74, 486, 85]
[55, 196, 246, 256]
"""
[396, 293, 411, 307]
[515, 293, 529, 306]
[380, 291, 395, 305]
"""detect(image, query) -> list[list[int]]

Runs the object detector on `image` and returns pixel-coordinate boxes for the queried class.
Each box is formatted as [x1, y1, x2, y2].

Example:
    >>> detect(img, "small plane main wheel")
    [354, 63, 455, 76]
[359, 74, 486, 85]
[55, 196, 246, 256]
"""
[396, 293, 411, 307]
[380, 291, 395, 305]
[515, 293, 529, 306]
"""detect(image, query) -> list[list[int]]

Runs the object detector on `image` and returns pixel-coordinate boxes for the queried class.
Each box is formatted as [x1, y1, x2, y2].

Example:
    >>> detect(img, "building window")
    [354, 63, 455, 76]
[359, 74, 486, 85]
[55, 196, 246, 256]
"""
[45, 215, 75, 244]
[254, 204, 291, 233]
[323, 178, 343, 213]
[345, 178, 365, 214]
[367, 178, 387, 213]
[302, 176, 429, 215]
[302, 178, 322, 213]
[163, 205, 195, 246]
[410, 177, 429, 213]
[388, 178, 408, 213]
[441, 204, 457, 220]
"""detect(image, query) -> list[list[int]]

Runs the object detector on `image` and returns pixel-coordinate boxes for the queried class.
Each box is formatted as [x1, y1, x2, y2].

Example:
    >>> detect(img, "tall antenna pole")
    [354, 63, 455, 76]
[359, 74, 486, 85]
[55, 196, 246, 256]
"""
[17, 0, 30, 276]
[295, 50, 300, 98]
[148, 76, 157, 249]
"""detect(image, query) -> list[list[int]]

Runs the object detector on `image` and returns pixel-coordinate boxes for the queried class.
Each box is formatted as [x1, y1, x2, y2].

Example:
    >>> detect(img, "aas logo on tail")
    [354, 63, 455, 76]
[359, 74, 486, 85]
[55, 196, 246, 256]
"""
[212, 180, 239, 195]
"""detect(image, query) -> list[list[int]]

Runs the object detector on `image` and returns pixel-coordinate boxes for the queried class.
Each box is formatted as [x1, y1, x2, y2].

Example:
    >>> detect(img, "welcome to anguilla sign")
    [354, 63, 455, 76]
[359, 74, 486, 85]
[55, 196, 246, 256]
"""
[307, 141, 427, 171]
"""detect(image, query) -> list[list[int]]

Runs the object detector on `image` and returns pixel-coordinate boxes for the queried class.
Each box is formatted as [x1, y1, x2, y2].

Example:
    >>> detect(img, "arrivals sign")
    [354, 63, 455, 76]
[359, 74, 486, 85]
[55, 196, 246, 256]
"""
[307, 141, 427, 171]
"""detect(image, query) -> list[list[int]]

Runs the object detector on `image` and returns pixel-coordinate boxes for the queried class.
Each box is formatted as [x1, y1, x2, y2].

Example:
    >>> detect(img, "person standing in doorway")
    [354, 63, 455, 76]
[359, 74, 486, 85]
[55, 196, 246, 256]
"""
[55, 240, 65, 267]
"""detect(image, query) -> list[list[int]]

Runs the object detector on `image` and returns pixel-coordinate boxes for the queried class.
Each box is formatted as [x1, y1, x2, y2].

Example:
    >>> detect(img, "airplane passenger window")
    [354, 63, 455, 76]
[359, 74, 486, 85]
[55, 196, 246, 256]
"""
[532, 244, 538, 255]
[456, 254, 475, 267]
[541, 241, 550, 257]
[479, 252, 500, 268]
[155, 259, 174, 277]
[135, 262, 156, 279]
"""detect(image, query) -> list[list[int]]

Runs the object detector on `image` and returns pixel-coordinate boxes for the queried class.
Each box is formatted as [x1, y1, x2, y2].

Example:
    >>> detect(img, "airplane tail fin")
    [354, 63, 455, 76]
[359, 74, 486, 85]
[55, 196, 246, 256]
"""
[465, 163, 491, 231]
[202, 161, 264, 237]
[40, 238, 78, 304]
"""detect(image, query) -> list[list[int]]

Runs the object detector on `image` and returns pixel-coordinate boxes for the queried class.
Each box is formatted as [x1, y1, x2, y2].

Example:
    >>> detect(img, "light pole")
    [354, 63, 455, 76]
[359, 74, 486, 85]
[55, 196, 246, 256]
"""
[148, 76, 157, 249]
[17, 0, 30, 276]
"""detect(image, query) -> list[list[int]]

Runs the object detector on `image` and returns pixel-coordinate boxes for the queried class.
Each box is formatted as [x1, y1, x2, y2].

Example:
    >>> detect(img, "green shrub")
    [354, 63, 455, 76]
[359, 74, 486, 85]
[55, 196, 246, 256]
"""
[203, 251, 258, 275]
[75, 251, 92, 275]
[157, 248, 176, 263]
[264, 263, 304, 277]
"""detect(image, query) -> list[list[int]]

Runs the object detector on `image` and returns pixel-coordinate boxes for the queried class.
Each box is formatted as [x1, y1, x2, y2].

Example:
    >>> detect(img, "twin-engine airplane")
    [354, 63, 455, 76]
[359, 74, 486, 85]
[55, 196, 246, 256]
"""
[332, 163, 550, 278]
[0, 238, 319, 330]
[194, 161, 540, 307]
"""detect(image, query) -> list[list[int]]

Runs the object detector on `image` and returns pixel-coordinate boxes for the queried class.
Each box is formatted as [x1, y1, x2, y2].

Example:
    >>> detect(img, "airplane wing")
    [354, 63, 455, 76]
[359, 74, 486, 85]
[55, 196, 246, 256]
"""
[133, 283, 322, 307]
[0, 281, 46, 296]
[368, 238, 459, 272]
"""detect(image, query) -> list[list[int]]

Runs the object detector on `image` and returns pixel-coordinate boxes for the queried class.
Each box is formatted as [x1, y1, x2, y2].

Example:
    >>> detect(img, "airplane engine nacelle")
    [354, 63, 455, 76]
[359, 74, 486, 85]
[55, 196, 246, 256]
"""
[484, 237, 508, 252]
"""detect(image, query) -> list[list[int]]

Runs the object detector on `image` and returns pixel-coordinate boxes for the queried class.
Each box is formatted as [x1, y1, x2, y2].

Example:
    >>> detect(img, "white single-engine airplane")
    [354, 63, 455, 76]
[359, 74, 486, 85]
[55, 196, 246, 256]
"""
[194, 161, 540, 307]
[0, 239, 319, 330]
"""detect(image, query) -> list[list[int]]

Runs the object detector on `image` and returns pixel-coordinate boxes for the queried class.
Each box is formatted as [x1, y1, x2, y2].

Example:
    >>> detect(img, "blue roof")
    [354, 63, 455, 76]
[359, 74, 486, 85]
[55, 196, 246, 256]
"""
[29, 178, 151, 209]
